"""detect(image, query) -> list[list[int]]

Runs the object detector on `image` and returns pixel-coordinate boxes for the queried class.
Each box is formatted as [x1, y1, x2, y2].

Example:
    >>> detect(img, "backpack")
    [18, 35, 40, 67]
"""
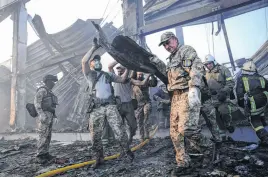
[26, 103, 38, 117]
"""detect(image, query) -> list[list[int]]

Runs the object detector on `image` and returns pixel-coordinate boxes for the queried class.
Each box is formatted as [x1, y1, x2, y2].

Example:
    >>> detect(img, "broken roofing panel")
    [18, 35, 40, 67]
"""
[252, 40, 268, 76]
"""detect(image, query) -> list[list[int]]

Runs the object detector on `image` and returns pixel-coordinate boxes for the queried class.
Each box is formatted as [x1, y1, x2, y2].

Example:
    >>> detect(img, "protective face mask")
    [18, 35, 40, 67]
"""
[94, 61, 102, 71]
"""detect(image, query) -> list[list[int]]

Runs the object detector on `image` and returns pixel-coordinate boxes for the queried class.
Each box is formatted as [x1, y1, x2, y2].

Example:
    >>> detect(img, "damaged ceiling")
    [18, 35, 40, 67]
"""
[252, 40, 268, 76]
[0, 18, 122, 130]
[142, 0, 268, 35]
[24, 19, 121, 128]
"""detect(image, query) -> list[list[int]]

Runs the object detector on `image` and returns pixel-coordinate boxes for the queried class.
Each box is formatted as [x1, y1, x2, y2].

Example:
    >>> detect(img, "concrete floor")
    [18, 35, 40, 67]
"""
[1, 126, 267, 144]
[0, 129, 170, 144]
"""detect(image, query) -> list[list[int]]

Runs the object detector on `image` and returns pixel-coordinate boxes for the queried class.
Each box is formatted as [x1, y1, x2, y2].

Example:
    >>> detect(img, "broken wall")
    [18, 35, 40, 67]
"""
[0, 66, 11, 132]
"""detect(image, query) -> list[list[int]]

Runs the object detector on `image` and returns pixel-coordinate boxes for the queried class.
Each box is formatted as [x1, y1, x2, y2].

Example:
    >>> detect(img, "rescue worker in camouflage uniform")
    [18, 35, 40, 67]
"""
[34, 74, 58, 163]
[158, 32, 205, 174]
[102, 61, 154, 145]
[203, 54, 238, 140]
[82, 38, 134, 169]
[236, 61, 268, 145]
[153, 84, 170, 129]
[200, 81, 222, 142]
[133, 72, 157, 141]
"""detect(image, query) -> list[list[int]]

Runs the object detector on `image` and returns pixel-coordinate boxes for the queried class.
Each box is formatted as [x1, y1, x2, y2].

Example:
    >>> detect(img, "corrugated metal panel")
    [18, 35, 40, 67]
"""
[25, 19, 118, 69]
[26, 19, 99, 66]
[252, 41, 268, 76]
[144, 0, 178, 14]
[0, 0, 18, 9]
[24, 19, 121, 129]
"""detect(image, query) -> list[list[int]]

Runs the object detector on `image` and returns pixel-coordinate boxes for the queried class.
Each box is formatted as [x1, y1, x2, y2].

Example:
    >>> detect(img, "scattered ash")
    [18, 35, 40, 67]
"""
[1, 136, 268, 177]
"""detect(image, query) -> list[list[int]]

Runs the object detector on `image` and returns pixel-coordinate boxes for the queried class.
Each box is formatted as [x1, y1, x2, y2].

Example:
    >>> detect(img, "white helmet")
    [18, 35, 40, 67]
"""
[204, 54, 217, 65]
[242, 61, 257, 72]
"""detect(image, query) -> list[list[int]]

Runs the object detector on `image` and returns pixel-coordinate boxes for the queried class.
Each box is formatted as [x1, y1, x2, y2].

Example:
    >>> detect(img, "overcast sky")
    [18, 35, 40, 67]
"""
[0, 0, 267, 73]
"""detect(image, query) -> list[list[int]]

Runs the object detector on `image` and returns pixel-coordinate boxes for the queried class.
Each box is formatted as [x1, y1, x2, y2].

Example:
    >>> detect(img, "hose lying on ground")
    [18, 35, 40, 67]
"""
[37, 126, 159, 177]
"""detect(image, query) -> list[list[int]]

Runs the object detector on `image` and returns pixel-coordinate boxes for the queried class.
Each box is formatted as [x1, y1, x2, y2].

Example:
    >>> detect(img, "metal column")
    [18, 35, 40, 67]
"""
[221, 15, 236, 71]
[137, 0, 146, 48]
[175, 26, 184, 45]
[10, 2, 28, 129]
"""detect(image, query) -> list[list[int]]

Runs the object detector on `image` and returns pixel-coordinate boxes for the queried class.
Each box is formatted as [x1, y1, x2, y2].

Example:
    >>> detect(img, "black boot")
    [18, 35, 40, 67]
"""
[256, 129, 268, 146]
[144, 131, 149, 140]
[171, 167, 188, 177]
[92, 152, 104, 169]
[44, 153, 56, 160]
[126, 150, 134, 162]
[36, 153, 54, 164]
[261, 136, 268, 146]
[119, 149, 134, 162]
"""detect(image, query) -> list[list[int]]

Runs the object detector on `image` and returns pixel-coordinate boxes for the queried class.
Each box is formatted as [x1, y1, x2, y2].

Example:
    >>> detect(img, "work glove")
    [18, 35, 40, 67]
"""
[54, 116, 58, 124]
[227, 125, 235, 133]
[217, 90, 227, 102]
[211, 90, 217, 95]
[188, 87, 201, 108]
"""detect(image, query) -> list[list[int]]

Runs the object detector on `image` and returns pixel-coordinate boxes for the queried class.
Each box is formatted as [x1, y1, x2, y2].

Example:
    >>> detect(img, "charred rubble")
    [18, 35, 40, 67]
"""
[1, 136, 268, 177]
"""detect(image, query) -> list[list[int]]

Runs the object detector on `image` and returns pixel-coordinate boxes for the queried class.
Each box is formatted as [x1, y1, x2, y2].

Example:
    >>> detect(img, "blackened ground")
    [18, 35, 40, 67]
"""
[0, 137, 268, 177]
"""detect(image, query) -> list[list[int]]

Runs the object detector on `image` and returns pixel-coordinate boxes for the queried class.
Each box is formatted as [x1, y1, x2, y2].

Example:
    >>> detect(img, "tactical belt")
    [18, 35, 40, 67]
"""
[93, 96, 116, 108]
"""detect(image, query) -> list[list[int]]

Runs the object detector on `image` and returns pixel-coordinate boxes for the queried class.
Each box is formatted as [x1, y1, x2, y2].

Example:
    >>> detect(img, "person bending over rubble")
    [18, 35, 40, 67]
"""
[34, 74, 58, 163]
[82, 38, 134, 169]
[236, 61, 268, 145]
[102, 61, 154, 146]
[132, 71, 157, 141]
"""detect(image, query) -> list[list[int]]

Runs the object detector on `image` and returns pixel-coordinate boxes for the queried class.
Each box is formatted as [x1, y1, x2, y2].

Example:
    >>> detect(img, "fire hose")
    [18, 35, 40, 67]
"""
[37, 126, 159, 177]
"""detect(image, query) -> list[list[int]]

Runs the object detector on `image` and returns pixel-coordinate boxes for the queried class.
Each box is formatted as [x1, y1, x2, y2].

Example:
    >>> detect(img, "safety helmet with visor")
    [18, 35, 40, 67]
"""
[242, 61, 257, 72]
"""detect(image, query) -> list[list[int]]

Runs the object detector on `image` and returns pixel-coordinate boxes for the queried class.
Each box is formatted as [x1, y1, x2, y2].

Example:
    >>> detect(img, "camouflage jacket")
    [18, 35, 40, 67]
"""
[166, 45, 205, 91]
[34, 86, 57, 115]
[133, 75, 157, 105]
[206, 64, 234, 94]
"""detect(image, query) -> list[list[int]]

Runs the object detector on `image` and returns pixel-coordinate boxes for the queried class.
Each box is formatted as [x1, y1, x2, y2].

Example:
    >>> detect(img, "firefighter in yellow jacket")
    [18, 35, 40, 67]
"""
[236, 61, 268, 145]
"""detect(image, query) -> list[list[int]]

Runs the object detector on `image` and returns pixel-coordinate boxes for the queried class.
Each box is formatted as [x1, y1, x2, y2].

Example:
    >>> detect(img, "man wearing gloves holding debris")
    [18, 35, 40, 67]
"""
[153, 83, 170, 129]
[158, 32, 205, 174]
[34, 74, 58, 163]
[102, 61, 153, 145]
[82, 38, 134, 169]
[203, 54, 238, 140]
[132, 72, 157, 141]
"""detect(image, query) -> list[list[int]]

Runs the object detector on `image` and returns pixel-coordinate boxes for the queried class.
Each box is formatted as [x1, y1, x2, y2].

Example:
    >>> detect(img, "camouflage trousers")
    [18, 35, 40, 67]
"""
[102, 101, 137, 145]
[201, 99, 221, 141]
[135, 103, 151, 140]
[36, 111, 54, 157]
[212, 97, 239, 136]
[170, 90, 203, 168]
[158, 108, 170, 128]
[101, 120, 115, 145]
[89, 104, 129, 158]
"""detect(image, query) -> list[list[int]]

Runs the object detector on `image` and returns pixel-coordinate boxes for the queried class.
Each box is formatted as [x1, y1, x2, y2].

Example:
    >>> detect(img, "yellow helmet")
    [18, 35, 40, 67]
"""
[242, 61, 257, 72]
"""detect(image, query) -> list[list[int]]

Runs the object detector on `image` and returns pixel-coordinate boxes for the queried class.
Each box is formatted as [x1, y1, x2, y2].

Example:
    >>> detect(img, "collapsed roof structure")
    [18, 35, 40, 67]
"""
[0, 0, 268, 131]
[0, 0, 122, 130]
